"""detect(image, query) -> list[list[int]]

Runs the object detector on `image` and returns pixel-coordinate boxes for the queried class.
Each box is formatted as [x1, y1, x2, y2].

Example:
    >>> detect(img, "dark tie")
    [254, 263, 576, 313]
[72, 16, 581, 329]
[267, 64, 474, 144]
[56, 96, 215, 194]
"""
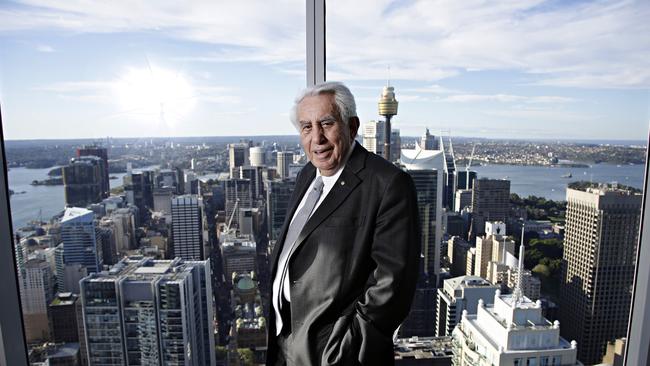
[273, 176, 324, 334]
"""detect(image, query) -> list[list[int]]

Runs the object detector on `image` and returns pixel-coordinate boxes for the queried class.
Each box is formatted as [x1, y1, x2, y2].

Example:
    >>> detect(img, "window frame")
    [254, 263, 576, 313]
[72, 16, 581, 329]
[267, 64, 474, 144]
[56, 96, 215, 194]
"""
[624, 130, 650, 365]
[0, 1, 647, 365]
[0, 103, 29, 365]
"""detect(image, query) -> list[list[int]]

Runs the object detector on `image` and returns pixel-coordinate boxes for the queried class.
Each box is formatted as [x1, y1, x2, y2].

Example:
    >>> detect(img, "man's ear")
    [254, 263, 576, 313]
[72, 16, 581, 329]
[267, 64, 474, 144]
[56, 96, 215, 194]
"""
[349, 116, 360, 140]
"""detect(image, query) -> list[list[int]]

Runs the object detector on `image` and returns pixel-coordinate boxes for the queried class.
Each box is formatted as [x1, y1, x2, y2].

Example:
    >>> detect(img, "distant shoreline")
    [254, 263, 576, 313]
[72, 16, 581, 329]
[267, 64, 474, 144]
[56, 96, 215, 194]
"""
[3, 135, 646, 147]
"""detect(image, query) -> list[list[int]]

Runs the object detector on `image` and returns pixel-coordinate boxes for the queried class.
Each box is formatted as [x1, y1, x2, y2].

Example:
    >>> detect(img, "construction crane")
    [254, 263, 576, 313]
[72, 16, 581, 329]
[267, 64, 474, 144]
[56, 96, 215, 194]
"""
[225, 199, 239, 232]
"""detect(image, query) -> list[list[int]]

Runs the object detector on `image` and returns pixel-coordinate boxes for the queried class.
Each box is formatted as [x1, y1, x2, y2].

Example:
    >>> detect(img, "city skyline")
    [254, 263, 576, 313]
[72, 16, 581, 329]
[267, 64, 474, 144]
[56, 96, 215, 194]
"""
[0, 0, 648, 140]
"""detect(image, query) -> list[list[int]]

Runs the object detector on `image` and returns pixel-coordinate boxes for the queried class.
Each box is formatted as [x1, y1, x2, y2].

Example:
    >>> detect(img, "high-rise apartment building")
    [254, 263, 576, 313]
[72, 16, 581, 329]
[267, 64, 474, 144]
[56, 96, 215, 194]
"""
[435, 276, 499, 337]
[80, 257, 215, 365]
[20, 258, 54, 342]
[171, 195, 204, 260]
[276, 151, 293, 179]
[474, 222, 513, 278]
[559, 185, 641, 364]
[471, 179, 510, 236]
[362, 120, 385, 156]
[60, 207, 103, 275]
[76, 145, 109, 197]
[63, 156, 106, 207]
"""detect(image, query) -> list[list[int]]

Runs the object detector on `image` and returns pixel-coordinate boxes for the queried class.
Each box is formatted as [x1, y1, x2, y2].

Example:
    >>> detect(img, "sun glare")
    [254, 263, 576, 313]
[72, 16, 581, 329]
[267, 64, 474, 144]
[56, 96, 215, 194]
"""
[113, 66, 195, 125]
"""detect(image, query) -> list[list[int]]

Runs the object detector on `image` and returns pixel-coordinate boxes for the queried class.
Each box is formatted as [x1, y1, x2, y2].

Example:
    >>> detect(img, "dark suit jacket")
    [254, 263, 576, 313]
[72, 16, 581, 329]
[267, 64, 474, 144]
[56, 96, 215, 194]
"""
[266, 143, 420, 366]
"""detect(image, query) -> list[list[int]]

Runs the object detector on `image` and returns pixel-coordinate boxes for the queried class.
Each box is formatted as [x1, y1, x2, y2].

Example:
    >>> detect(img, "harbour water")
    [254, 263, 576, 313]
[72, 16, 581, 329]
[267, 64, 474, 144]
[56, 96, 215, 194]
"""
[6, 162, 646, 231]
[472, 163, 644, 201]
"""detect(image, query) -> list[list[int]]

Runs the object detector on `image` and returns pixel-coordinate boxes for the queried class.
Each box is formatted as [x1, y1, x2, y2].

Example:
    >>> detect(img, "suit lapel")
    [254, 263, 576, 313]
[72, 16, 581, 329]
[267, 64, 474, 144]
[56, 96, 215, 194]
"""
[269, 165, 315, 274]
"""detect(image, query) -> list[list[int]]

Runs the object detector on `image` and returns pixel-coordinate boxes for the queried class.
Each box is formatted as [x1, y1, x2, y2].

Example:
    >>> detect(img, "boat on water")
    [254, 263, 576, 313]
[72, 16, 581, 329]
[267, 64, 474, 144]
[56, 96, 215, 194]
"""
[561, 172, 572, 178]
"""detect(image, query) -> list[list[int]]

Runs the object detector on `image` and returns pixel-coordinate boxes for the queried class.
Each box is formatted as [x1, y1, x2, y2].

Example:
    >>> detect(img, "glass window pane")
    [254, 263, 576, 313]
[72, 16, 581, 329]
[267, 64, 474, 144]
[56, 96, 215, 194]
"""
[327, 1, 649, 365]
[1, 1, 305, 363]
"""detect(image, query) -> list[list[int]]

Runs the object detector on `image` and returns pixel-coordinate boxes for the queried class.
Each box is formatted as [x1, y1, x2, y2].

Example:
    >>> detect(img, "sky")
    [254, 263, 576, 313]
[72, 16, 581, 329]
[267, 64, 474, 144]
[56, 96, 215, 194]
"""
[0, 0, 648, 141]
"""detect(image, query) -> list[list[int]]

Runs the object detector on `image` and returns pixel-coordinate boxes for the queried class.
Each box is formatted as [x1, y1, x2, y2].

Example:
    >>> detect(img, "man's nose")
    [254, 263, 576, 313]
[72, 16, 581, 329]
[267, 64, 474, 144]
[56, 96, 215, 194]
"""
[310, 124, 326, 144]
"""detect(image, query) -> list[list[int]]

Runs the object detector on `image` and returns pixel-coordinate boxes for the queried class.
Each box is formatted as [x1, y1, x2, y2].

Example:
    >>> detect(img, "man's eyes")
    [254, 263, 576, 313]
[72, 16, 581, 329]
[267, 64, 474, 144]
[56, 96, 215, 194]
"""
[300, 120, 335, 132]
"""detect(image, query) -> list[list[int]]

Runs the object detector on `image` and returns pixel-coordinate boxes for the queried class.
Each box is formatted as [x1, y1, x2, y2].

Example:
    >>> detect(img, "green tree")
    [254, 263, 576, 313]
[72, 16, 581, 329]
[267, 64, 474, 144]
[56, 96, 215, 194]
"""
[238, 348, 255, 366]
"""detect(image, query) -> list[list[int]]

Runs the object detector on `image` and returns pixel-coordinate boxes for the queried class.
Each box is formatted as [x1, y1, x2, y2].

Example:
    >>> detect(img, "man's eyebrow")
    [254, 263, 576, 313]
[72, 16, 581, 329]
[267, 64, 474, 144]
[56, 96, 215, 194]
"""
[317, 116, 337, 123]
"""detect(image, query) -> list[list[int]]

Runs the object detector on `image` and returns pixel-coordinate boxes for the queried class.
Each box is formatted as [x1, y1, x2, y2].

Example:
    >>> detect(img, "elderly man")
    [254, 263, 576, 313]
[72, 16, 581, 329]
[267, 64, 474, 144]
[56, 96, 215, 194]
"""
[267, 81, 420, 366]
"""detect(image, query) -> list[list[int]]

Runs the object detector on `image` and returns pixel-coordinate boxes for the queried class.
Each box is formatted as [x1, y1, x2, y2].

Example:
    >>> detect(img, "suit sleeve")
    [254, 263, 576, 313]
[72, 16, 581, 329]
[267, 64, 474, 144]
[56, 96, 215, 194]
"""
[329, 170, 421, 365]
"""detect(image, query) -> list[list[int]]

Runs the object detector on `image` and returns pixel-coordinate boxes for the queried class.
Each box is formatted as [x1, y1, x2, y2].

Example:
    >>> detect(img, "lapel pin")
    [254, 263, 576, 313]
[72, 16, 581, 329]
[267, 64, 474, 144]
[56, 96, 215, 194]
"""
[340, 181, 346, 186]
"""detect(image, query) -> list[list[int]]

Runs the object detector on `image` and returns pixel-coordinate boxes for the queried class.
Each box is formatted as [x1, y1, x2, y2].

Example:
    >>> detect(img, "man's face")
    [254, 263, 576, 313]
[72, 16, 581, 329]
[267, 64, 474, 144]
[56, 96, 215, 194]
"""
[297, 93, 358, 177]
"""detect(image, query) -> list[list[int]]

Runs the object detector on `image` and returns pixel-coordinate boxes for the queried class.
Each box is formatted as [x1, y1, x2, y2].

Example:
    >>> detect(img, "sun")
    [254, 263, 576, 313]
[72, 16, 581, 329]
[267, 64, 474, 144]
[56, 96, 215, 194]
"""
[113, 65, 195, 126]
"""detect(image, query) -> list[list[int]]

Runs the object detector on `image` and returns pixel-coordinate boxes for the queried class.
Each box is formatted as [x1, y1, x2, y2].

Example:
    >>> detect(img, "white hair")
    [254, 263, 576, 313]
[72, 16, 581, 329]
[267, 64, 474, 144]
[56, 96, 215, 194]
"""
[290, 81, 357, 130]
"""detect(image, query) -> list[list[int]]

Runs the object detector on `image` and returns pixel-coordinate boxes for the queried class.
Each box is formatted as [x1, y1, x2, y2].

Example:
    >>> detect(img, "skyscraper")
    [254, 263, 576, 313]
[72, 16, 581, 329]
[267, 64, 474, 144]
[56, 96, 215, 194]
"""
[420, 128, 439, 150]
[559, 185, 641, 364]
[401, 146, 445, 283]
[76, 145, 109, 197]
[474, 222, 513, 279]
[455, 170, 477, 191]
[63, 156, 106, 207]
[452, 290, 579, 365]
[171, 195, 204, 260]
[362, 120, 385, 156]
[240, 165, 265, 200]
[60, 207, 103, 275]
[80, 257, 215, 365]
[229, 143, 250, 172]
[221, 234, 257, 282]
[440, 136, 457, 210]
[266, 178, 295, 241]
[435, 276, 499, 337]
[49, 292, 79, 343]
[471, 178, 511, 236]
[124, 170, 154, 224]
[452, 243, 579, 365]
[249, 146, 266, 167]
[20, 258, 54, 342]
[276, 151, 293, 179]
[224, 178, 252, 228]
[390, 128, 401, 162]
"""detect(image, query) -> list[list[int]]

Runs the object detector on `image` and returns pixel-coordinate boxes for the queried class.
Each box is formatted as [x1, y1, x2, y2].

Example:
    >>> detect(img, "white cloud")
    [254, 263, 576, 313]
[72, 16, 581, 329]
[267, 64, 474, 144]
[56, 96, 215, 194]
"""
[326, 0, 650, 88]
[2, 0, 648, 90]
[36, 44, 54, 52]
[438, 94, 575, 104]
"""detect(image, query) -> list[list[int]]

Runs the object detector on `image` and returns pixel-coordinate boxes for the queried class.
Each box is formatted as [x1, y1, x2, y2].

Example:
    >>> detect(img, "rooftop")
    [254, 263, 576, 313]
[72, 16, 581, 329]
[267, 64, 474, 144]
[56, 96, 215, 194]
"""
[61, 207, 94, 224]
[445, 275, 493, 290]
[394, 336, 454, 360]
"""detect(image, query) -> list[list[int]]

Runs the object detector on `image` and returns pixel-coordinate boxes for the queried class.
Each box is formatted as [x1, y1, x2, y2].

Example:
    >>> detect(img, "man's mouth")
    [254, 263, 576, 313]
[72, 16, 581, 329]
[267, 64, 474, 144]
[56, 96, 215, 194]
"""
[313, 147, 332, 158]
